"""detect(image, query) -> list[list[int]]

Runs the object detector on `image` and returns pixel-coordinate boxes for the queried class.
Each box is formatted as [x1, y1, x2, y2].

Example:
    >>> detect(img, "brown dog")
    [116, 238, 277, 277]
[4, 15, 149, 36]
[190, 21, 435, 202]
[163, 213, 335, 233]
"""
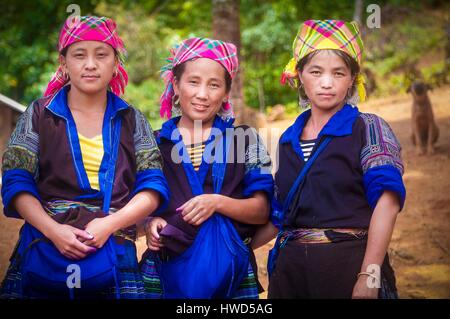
[408, 81, 439, 155]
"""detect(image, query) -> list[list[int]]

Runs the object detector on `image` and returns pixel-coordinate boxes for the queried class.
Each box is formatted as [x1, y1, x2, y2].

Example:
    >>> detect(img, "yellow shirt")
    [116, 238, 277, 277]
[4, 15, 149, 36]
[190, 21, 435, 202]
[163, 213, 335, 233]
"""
[78, 133, 104, 190]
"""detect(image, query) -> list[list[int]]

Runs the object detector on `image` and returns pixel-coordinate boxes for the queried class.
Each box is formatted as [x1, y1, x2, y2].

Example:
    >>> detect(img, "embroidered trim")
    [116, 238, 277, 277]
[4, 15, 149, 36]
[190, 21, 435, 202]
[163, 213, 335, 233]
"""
[360, 113, 404, 175]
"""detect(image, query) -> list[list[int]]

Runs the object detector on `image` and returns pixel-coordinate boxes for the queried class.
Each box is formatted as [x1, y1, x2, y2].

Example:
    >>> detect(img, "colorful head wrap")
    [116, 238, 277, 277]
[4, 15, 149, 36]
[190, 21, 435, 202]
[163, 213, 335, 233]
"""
[281, 20, 366, 102]
[44, 16, 128, 97]
[159, 37, 239, 119]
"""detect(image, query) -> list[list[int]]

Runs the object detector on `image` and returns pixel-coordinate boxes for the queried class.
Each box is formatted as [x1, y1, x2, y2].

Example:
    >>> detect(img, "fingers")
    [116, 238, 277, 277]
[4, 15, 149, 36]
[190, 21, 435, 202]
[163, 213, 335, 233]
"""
[147, 236, 163, 251]
[73, 228, 94, 241]
[189, 209, 204, 225]
[150, 223, 161, 240]
[183, 207, 202, 224]
[177, 198, 196, 216]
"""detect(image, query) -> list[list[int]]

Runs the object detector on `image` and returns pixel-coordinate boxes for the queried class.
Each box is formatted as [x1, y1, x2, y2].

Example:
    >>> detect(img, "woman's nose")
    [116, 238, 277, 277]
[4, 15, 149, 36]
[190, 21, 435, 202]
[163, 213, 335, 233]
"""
[195, 84, 208, 99]
[320, 75, 333, 88]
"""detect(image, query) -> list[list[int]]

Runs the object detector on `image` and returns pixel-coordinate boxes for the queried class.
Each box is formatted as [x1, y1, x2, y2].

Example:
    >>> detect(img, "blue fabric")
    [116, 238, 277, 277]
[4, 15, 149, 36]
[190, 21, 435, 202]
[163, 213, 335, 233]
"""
[363, 165, 406, 211]
[269, 197, 284, 230]
[280, 104, 359, 160]
[158, 117, 249, 299]
[132, 169, 170, 213]
[16, 222, 121, 299]
[243, 168, 274, 198]
[1, 169, 40, 219]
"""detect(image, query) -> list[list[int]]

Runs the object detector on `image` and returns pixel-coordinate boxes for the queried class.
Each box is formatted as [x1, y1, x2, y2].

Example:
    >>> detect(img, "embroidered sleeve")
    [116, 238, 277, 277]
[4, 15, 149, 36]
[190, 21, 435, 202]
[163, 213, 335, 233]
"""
[131, 107, 169, 209]
[133, 107, 163, 171]
[241, 127, 274, 198]
[360, 113, 406, 210]
[1, 102, 40, 218]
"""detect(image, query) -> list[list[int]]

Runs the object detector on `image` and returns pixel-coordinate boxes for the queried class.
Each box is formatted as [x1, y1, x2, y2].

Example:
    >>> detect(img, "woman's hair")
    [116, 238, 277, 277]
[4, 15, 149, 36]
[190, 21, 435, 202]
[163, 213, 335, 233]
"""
[172, 60, 233, 93]
[296, 49, 360, 103]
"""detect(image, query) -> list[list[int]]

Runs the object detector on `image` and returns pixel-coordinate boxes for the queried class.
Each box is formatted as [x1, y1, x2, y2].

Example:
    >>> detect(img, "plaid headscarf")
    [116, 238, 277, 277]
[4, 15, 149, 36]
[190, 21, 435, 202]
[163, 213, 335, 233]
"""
[44, 16, 128, 97]
[281, 20, 366, 102]
[159, 37, 239, 119]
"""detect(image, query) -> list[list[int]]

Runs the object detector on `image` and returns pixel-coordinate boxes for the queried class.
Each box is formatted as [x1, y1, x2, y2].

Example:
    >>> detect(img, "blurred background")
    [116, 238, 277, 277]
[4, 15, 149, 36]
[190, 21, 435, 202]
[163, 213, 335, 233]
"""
[0, 0, 449, 298]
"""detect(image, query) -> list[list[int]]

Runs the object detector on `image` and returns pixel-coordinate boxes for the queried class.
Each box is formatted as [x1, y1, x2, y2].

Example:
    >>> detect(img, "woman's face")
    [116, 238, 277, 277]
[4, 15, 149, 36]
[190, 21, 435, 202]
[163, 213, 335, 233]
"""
[61, 41, 117, 95]
[174, 58, 228, 124]
[299, 50, 354, 113]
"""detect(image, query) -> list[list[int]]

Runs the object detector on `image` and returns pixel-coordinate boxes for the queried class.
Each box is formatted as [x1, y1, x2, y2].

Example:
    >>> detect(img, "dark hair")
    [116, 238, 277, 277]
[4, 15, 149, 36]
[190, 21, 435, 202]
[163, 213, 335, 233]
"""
[60, 47, 68, 57]
[296, 49, 360, 101]
[172, 60, 232, 93]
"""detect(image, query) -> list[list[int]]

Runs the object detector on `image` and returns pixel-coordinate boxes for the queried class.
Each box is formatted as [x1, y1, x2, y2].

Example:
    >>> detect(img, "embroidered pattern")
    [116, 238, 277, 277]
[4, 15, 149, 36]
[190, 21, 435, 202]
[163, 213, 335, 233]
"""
[244, 129, 272, 174]
[360, 113, 404, 174]
[2, 103, 39, 178]
[132, 107, 162, 171]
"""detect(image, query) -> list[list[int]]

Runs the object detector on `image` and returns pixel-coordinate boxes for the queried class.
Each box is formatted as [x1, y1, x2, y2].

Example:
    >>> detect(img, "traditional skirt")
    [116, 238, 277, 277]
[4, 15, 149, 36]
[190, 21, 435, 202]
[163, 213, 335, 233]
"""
[140, 250, 259, 299]
[268, 228, 398, 299]
[0, 238, 147, 299]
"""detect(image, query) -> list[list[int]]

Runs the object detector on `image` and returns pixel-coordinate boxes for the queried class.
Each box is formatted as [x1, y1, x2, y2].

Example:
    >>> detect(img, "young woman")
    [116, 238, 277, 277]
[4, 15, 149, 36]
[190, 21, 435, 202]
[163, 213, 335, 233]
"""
[252, 20, 406, 299]
[140, 37, 274, 299]
[0, 16, 169, 299]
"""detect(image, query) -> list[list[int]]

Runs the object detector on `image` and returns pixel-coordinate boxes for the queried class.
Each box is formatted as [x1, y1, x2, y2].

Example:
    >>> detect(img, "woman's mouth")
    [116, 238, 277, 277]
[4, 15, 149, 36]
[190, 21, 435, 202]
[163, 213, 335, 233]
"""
[192, 103, 209, 111]
[82, 75, 100, 81]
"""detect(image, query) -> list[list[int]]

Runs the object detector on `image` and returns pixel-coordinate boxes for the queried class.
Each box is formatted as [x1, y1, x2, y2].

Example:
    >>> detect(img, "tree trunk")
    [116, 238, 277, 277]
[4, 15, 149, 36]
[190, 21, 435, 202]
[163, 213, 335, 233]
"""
[212, 0, 245, 124]
[353, 0, 363, 25]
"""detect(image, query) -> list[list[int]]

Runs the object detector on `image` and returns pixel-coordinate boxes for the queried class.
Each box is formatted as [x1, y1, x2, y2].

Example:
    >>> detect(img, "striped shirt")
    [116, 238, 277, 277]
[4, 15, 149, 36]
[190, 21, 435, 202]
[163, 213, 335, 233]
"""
[186, 142, 206, 171]
[300, 139, 317, 162]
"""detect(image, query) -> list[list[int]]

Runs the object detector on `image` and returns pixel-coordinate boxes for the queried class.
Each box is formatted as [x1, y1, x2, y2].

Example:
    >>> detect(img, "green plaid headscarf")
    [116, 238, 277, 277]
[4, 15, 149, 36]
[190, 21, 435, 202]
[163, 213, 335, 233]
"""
[281, 20, 366, 102]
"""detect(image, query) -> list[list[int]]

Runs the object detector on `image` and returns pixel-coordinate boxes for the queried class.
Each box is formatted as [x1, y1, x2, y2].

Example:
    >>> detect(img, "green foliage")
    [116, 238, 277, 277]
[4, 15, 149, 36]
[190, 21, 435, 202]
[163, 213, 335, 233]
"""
[1, 0, 448, 124]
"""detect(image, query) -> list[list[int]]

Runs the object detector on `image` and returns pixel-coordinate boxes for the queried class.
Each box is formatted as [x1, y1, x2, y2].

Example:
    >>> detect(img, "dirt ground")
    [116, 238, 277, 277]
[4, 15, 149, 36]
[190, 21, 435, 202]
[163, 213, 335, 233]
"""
[1, 85, 449, 298]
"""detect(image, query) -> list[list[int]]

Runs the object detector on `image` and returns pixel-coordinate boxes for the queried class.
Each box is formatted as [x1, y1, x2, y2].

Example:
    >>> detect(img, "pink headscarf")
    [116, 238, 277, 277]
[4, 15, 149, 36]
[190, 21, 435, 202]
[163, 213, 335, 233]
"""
[159, 37, 239, 119]
[44, 16, 128, 97]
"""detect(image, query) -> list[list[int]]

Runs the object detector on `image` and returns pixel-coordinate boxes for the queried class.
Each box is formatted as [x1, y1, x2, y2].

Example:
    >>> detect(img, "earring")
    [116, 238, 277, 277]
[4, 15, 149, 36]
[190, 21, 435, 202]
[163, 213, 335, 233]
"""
[298, 83, 310, 108]
[346, 88, 360, 106]
[172, 94, 180, 107]
[62, 71, 69, 82]
[113, 69, 118, 78]
[171, 94, 182, 117]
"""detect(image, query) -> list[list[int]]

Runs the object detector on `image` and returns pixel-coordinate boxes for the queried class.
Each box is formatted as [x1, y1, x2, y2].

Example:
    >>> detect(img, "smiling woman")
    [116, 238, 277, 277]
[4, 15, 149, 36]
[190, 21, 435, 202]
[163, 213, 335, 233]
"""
[140, 37, 274, 299]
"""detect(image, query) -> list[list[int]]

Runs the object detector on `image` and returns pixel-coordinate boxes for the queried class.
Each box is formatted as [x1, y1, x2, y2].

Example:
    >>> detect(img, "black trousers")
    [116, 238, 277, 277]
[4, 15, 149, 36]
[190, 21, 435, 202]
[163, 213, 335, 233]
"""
[267, 239, 397, 299]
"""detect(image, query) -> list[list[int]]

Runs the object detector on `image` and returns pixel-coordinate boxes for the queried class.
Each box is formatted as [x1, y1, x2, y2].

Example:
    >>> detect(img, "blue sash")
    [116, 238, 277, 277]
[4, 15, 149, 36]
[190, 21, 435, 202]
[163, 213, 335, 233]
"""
[159, 126, 249, 299]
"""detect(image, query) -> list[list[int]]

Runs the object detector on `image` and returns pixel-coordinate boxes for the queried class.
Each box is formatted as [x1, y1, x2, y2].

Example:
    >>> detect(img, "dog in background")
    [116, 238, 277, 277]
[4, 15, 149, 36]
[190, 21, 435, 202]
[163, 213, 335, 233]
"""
[407, 81, 439, 155]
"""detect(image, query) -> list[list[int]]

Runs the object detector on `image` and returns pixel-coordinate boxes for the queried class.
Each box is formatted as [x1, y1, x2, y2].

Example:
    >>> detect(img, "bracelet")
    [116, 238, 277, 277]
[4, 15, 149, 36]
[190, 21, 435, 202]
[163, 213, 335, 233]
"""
[357, 271, 379, 280]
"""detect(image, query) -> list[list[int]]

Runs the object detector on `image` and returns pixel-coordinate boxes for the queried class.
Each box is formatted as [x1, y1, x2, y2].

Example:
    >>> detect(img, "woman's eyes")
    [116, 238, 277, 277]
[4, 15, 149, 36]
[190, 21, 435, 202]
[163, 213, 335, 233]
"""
[187, 80, 220, 88]
[309, 70, 346, 77]
[73, 53, 108, 58]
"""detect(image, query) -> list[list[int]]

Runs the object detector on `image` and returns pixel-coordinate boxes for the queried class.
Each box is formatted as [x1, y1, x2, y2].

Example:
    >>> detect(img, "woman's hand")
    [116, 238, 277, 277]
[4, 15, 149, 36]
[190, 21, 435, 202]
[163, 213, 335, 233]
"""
[83, 217, 116, 249]
[144, 217, 167, 251]
[47, 224, 97, 260]
[177, 194, 221, 226]
[352, 275, 379, 299]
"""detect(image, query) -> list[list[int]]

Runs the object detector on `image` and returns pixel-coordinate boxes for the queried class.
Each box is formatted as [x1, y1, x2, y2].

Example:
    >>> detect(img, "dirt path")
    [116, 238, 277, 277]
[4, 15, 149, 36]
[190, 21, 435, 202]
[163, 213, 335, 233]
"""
[1, 86, 449, 298]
